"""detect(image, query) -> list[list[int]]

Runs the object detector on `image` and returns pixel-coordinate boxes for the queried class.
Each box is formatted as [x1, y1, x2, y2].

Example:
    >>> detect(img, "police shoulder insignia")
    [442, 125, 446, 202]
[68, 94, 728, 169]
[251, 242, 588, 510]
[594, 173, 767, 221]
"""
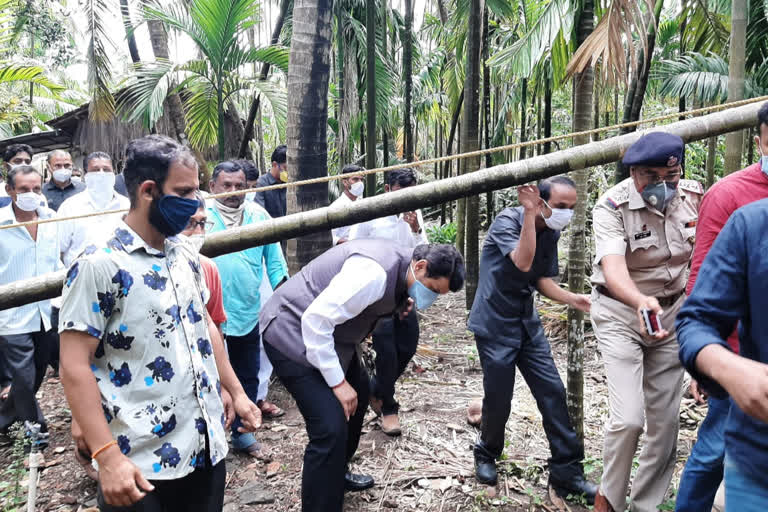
[603, 183, 629, 210]
[678, 179, 704, 195]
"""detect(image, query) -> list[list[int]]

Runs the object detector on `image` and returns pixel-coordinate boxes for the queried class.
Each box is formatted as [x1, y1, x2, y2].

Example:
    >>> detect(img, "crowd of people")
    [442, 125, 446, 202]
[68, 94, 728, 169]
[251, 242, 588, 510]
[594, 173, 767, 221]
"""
[0, 100, 765, 512]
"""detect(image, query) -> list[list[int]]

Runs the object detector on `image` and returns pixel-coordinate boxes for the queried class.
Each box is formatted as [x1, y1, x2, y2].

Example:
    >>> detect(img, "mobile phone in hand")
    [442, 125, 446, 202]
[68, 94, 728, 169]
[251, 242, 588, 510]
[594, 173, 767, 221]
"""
[641, 309, 661, 335]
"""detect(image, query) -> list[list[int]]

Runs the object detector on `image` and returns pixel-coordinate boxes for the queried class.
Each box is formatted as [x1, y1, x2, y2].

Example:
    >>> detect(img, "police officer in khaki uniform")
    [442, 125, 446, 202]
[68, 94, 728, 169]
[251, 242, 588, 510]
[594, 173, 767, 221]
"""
[589, 133, 702, 512]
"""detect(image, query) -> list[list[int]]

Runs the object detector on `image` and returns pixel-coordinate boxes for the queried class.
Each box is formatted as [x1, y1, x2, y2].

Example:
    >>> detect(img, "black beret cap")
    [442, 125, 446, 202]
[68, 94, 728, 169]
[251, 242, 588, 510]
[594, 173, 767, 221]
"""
[622, 132, 684, 168]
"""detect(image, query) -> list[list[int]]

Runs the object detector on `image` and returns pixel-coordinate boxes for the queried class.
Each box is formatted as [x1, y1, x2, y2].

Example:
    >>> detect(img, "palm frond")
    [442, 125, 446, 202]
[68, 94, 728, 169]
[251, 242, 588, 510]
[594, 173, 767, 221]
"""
[655, 52, 729, 104]
[488, 0, 574, 80]
[0, 64, 65, 92]
[85, 0, 117, 121]
[566, 0, 655, 85]
[185, 79, 219, 150]
[118, 59, 178, 129]
[226, 45, 291, 75]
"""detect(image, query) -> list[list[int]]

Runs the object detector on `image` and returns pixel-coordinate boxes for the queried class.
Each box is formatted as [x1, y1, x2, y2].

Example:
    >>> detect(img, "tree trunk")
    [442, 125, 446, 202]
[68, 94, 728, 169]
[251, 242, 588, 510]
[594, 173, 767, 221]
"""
[566, 0, 594, 444]
[725, 0, 747, 174]
[544, 73, 552, 154]
[238, 0, 291, 158]
[482, 7, 493, 229]
[628, 0, 663, 123]
[285, 0, 334, 274]
[404, 0, 414, 162]
[519, 78, 528, 160]
[6, 101, 764, 310]
[365, 0, 377, 195]
[147, 20, 190, 148]
[381, 0, 390, 171]
[462, 0, 484, 309]
[706, 135, 717, 188]
[120, 0, 140, 63]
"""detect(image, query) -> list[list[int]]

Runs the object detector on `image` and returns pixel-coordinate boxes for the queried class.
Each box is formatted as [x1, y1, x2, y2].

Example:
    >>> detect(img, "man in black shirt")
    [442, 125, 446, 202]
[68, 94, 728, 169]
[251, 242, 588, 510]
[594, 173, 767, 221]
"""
[468, 177, 597, 504]
[254, 145, 287, 219]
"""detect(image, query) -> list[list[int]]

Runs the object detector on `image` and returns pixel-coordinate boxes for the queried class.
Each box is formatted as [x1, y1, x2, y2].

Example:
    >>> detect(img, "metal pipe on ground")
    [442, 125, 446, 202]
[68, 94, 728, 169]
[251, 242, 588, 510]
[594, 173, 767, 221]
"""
[0, 100, 762, 311]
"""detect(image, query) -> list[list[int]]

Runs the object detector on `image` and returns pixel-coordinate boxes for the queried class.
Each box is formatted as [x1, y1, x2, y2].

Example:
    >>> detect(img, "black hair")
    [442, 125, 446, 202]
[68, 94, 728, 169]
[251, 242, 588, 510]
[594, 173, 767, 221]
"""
[758, 102, 768, 134]
[84, 151, 112, 171]
[342, 164, 364, 175]
[123, 135, 197, 205]
[211, 160, 246, 183]
[412, 244, 466, 292]
[386, 167, 417, 188]
[7, 165, 42, 188]
[271, 145, 287, 164]
[233, 159, 260, 182]
[538, 176, 576, 201]
[3, 144, 33, 163]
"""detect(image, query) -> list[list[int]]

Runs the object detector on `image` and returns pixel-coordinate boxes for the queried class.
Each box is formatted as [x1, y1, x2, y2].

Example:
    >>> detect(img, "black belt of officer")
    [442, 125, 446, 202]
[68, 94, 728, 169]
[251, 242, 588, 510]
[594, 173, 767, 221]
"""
[596, 286, 684, 308]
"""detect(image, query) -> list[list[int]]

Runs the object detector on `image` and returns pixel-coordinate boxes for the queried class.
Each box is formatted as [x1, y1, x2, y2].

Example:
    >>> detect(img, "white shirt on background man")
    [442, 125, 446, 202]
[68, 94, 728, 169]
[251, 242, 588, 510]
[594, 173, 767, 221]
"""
[349, 210, 428, 248]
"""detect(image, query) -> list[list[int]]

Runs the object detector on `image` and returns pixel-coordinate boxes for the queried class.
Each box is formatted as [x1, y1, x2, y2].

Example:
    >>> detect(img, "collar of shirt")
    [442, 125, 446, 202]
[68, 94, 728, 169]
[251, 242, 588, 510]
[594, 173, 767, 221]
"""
[0, 203, 54, 225]
[627, 178, 693, 212]
[44, 180, 75, 192]
[260, 172, 278, 186]
[61, 189, 128, 214]
[108, 220, 183, 258]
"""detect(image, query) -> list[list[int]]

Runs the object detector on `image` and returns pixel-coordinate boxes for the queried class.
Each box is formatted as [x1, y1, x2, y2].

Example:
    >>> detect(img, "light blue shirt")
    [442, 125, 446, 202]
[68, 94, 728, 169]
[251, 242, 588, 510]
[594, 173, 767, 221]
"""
[0, 203, 62, 334]
[207, 202, 288, 337]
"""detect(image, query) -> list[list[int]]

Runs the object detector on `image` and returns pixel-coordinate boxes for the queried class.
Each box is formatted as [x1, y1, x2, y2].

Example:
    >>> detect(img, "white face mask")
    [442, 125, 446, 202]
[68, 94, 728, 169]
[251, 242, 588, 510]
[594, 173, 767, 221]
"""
[70, 176, 82, 183]
[85, 171, 116, 208]
[245, 191, 256, 202]
[15, 191, 41, 212]
[541, 201, 574, 231]
[187, 234, 205, 253]
[350, 181, 364, 198]
[52, 168, 72, 183]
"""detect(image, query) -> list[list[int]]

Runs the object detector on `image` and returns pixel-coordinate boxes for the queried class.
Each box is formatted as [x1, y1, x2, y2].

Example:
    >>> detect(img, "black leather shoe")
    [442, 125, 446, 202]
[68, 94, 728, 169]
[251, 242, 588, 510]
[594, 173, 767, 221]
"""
[549, 475, 598, 505]
[474, 454, 498, 485]
[345, 471, 374, 492]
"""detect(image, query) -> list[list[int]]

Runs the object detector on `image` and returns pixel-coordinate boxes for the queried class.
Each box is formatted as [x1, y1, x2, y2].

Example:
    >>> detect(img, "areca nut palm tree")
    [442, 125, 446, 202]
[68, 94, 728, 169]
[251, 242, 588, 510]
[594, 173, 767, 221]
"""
[119, 0, 290, 159]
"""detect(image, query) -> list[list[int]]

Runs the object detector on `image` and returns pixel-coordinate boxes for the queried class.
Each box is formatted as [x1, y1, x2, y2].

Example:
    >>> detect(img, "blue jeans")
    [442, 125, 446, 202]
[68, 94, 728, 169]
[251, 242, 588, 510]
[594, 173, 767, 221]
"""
[225, 323, 260, 439]
[675, 396, 729, 512]
[725, 456, 768, 512]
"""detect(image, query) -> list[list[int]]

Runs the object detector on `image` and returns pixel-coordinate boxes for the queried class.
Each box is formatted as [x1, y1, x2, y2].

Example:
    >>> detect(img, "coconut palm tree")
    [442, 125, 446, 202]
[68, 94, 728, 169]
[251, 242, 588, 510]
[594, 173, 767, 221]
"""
[119, 0, 290, 159]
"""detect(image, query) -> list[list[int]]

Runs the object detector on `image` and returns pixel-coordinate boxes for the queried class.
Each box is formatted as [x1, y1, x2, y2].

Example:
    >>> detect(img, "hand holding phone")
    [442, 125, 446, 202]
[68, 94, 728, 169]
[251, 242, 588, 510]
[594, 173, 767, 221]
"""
[636, 296, 669, 341]
[641, 308, 661, 336]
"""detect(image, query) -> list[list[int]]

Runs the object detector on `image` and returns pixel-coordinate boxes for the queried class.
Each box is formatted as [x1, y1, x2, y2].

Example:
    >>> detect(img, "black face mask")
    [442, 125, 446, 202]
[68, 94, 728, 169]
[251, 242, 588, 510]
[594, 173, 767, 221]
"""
[148, 189, 200, 237]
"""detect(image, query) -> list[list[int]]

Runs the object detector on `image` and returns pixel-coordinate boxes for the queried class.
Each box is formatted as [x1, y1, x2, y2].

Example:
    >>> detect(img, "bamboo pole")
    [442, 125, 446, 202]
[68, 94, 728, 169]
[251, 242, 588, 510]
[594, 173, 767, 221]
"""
[0, 101, 762, 311]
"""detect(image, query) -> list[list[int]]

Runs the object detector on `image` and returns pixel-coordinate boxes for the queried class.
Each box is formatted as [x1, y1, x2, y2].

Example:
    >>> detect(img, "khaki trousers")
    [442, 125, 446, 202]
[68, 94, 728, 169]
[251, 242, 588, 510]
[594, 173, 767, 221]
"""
[590, 292, 685, 512]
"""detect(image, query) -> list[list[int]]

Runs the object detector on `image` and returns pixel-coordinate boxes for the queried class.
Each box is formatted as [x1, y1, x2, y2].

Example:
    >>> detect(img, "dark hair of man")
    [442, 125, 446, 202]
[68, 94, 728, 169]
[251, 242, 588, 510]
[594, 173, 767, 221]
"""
[538, 176, 576, 202]
[342, 164, 364, 175]
[758, 102, 768, 133]
[123, 135, 197, 205]
[386, 167, 417, 188]
[7, 165, 42, 188]
[46, 149, 70, 164]
[233, 159, 259, 182]
[211, 160, 245, 183]
[412, 243, 466, 292]
[84, 151, 112, 171]
[271, 145, 287, 165]
[3, 144, 33, 163]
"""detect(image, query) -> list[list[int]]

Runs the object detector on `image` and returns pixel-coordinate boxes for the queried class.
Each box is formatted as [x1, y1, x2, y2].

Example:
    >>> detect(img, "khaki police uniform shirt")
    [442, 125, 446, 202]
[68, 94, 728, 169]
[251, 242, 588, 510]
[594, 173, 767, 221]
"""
[591, 177, 703, 298]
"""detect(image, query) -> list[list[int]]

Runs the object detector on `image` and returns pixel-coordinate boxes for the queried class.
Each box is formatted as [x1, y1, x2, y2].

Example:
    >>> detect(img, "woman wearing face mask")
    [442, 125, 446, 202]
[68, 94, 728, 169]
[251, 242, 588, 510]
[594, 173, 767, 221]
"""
[467, 177, 598, 504]
[330, 164, 366, 245]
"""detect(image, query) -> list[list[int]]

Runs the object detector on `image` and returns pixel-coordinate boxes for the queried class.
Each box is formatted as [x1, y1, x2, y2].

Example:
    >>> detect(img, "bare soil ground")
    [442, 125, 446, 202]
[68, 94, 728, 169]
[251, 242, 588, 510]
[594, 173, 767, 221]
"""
[0, 290, 705, 511]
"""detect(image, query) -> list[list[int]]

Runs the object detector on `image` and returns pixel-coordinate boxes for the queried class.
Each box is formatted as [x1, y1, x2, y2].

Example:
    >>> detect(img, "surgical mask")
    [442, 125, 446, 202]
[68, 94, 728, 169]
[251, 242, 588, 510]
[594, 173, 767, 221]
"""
[245, 191, 256, 202]
[71, 176, 82, 183]
[279, 170, 288, 183]
[541, 201, 573, 231]
[408, 262, 439, 310]
[52, 168, 72, 183]
[350, 181, 364, 198]
[15, 191, 41, 212]
[149, 193, 200, 237]
[760, 147, 768, 175]
[85, 172, 116, 208]
[188, 234, 206, 253]
[641, 182, 677, 212]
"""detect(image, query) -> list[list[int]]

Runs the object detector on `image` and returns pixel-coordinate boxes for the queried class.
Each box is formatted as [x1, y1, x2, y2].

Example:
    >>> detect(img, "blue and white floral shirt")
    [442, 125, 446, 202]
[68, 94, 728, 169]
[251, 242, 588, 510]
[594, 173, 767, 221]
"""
[59, 222, 228, 479]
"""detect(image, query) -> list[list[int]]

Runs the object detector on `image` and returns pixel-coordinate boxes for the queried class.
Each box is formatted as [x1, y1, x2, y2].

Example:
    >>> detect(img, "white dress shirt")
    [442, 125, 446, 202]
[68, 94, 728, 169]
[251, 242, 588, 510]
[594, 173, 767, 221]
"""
[0, 203, 61, 334]
[329, 192, 360, 244]
[57, 189, 130, 267]
[300, 255, 387, 386]
[349, 210, 429, 248]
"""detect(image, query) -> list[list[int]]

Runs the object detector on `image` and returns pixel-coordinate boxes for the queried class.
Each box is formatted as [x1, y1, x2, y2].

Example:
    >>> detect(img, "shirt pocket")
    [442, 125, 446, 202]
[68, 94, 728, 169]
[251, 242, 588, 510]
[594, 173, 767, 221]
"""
[627, 231, 659, 252]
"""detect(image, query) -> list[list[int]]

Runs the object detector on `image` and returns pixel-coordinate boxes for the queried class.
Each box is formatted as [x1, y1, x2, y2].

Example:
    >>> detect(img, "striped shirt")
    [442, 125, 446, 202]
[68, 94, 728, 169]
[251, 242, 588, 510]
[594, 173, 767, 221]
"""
[0, 203, 62, 334]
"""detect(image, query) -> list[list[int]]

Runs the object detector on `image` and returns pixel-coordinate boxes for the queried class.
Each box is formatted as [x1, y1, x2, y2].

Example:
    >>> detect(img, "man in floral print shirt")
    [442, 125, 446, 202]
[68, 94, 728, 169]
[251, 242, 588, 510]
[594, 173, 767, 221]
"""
[59, 135, 261, 511]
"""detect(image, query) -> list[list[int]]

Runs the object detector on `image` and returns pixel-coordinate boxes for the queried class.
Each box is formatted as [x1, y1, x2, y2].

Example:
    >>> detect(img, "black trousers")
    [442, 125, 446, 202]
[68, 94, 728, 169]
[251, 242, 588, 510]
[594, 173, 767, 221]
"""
[371, 313, 419, 415]
[225, 323, 260, 435]
[0, 326, 55, 431]
[97, 461, 226, 512]
[265, 342, 369, 512]
[474, 330, 584, 484]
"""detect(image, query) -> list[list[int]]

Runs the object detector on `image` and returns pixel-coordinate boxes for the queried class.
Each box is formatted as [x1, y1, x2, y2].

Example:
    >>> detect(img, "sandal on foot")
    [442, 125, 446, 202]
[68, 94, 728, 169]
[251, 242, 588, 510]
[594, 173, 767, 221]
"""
[257, 400, 285, 419]
[232, 432, 273, 462]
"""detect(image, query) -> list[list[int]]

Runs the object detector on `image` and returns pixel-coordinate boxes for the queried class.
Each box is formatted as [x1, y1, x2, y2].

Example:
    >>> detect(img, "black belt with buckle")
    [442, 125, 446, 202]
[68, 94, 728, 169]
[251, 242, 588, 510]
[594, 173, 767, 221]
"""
[596, 286, 683, 308]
